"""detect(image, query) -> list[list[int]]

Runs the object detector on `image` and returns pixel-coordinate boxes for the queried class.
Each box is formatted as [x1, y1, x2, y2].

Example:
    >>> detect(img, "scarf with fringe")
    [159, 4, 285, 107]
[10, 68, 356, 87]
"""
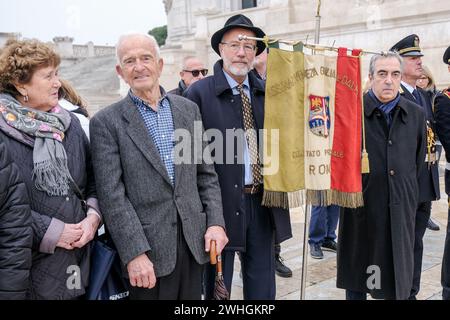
[0, 94, 72, 196]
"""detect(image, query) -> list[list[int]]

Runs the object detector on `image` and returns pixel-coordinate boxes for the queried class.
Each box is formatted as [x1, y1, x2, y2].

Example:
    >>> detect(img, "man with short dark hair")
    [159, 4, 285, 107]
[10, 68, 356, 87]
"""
[337, 52, 426, 300]
[169, 56, 208, 96]
[434, 45, 450, 300]
[390, 34, 440, 300]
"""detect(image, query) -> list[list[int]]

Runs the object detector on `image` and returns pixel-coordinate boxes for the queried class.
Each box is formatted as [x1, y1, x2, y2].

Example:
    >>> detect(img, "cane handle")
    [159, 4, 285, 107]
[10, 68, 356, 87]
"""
[210, 240, 217, 265]
[217, 254, 223, 273]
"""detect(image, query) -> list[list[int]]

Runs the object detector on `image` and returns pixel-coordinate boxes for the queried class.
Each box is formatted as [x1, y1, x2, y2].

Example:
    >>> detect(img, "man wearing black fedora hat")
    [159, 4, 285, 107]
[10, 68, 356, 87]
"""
[186, 14, 292, 300]
[434, 45, 450, 300]
[391, 34, 441, 300]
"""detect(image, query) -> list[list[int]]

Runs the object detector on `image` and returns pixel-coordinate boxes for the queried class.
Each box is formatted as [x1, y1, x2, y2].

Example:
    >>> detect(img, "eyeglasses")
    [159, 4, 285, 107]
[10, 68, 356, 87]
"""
[183, 69, 208, 77]
[220, 41, 256, 53]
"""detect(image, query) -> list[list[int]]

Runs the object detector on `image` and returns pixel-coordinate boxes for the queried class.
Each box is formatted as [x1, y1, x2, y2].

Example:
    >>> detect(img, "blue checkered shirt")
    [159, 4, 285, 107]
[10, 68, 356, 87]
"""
[129, 89, 175, 185]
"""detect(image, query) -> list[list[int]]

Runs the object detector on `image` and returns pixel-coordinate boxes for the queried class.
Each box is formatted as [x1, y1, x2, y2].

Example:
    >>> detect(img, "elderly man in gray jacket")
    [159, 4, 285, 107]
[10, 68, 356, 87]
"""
[90, 33, 228, 300]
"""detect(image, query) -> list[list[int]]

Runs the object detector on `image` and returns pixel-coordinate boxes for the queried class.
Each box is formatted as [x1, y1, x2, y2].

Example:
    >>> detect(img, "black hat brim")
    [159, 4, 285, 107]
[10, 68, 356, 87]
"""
[211, 25, 266, 56]
[443, 46, 450, 65]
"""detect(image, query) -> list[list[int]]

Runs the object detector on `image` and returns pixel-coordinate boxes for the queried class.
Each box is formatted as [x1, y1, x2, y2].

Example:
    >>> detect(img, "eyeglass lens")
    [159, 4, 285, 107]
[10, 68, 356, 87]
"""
[187, 69, 208, 77]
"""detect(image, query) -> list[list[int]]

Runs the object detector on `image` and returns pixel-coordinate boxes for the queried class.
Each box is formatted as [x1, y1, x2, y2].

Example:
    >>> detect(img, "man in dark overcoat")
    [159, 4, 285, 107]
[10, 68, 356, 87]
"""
[390, 34, 440, 299]
[434, 45, 450, 300]
[185, 14, 292, 299]
[337, 52, 426, 300]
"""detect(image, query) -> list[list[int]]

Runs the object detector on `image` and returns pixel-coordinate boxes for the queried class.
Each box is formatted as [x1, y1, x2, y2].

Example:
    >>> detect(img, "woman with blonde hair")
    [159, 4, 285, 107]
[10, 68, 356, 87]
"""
[58, 79, 90, 138]
[0, 39, 101, 299]
[417, 65, 437, 99]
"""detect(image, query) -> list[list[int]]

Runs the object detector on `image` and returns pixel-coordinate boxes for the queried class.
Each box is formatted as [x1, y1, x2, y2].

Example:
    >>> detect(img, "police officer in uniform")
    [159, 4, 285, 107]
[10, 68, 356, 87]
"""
[390, 34, 441, 299]
[434, 45, 450, 300]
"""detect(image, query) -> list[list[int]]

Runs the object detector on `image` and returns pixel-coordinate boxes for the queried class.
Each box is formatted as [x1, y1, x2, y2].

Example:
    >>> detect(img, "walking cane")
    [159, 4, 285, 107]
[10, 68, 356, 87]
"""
[300, 204, 312, 300]
[210, 240, 229, 300]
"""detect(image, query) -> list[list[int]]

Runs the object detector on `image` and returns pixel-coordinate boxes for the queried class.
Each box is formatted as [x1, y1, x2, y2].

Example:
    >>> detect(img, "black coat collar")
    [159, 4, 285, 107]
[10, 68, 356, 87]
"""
[364, 92, 409, 123]
[400, 83, 417, 102]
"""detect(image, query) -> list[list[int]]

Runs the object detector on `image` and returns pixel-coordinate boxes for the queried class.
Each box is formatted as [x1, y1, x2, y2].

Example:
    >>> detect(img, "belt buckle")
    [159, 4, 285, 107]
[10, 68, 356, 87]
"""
[251, 184, 260, 194]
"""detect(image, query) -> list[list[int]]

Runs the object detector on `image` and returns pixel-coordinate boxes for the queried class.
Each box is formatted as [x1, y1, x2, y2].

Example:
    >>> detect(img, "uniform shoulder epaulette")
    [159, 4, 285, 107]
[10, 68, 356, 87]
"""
[443, 88, 450, 100]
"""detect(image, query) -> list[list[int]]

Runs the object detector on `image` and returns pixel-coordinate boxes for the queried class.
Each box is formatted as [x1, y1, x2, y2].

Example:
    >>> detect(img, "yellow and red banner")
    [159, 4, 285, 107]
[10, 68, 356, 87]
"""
[262, 46, 364, 209]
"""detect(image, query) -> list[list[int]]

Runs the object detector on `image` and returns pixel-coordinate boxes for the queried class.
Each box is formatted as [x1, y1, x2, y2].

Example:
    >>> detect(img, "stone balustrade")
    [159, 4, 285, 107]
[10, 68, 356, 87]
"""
[54, 37, 115, 58]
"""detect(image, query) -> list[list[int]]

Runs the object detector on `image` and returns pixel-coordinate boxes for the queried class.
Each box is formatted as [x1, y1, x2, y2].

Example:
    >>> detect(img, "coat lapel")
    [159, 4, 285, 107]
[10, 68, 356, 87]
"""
[401, 84, 432, 119]
[122, 97, 172, 186]
[249, 72, 265, 130]
[400, 84, 417, 104]
[170, 99, 191, 193]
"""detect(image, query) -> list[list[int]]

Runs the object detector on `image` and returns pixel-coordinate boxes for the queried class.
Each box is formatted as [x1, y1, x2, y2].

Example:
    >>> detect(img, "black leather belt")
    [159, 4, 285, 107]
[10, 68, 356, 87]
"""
[243, 184, 261, 194]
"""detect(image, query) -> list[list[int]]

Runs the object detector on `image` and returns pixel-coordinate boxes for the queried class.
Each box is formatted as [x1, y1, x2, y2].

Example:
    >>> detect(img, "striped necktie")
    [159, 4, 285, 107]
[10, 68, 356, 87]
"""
[237, 84, 262, 185]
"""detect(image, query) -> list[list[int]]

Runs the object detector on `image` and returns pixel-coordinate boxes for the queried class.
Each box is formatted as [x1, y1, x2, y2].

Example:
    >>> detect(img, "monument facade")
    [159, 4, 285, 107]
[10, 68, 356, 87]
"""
[160, 0, 450, 90]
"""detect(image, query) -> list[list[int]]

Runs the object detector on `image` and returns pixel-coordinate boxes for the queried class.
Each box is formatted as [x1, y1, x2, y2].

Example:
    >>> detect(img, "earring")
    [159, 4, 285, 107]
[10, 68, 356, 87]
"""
[23, 94, 29, 102]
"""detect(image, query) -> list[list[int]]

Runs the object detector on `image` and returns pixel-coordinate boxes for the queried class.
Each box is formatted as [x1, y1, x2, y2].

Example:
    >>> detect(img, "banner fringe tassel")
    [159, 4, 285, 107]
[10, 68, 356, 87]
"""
[331, 190, 364, 208]
[306, 189, 364, 208]
[288, 190, 305, 208]
[262, 190, 289, 209]
[361, 150, 370, 174]
[306, 189, 333, 207]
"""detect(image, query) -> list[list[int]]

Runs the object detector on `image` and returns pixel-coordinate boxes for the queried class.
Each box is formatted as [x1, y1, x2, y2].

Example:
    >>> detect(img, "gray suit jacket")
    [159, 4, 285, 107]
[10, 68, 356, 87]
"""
[90, 93, 225, 278]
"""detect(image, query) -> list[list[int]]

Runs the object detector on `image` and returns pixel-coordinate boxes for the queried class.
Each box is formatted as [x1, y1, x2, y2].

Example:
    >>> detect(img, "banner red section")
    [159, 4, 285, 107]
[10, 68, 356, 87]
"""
[330, 48, 362, 194]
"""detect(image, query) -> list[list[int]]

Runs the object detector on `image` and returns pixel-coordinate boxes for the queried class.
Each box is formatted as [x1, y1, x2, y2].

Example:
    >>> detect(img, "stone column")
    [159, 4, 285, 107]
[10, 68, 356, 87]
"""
[165, 0, 191, 46]
[87, 41, 95, 57]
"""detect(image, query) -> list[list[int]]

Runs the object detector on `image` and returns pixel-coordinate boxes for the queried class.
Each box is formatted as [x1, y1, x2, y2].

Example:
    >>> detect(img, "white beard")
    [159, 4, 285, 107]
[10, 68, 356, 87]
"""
[228, 64, 250, 77]
[223, 56, 252, 77]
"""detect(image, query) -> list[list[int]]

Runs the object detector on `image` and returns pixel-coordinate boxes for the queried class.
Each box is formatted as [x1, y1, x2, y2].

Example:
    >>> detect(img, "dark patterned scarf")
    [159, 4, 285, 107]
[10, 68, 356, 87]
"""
[0, 93, 72, 196]
[368, 89, 401, 126]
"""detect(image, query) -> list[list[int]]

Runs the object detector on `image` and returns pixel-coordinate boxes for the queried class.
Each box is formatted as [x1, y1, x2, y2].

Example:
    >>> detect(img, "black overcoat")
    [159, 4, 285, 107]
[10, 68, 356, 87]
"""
[434, 87, 450, 299]
[337, 94, 426, 299]
[434, 89, 450, 194]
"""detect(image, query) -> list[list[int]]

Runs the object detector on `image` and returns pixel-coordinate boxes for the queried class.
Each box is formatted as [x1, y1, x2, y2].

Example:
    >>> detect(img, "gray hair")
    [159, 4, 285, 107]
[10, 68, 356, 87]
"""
[181, 56, 201, 70]
[369, 51, 403, 76]
[115, 33, 160, 64]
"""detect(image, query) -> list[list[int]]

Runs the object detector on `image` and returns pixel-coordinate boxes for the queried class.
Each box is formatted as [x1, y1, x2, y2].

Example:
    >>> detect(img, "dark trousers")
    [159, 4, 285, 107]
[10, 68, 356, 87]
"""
[308, 205, 340, 245]
[127, 220, 202, 300]
[409, 201, 432, 299]
[275, 243, 281, 256]
[442, 205, 450, 300]
[204, 192, 276, 300]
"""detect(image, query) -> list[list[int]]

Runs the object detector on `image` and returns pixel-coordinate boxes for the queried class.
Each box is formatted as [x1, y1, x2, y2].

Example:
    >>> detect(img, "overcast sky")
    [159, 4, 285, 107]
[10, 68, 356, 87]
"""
[0, 0, 167, 45]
